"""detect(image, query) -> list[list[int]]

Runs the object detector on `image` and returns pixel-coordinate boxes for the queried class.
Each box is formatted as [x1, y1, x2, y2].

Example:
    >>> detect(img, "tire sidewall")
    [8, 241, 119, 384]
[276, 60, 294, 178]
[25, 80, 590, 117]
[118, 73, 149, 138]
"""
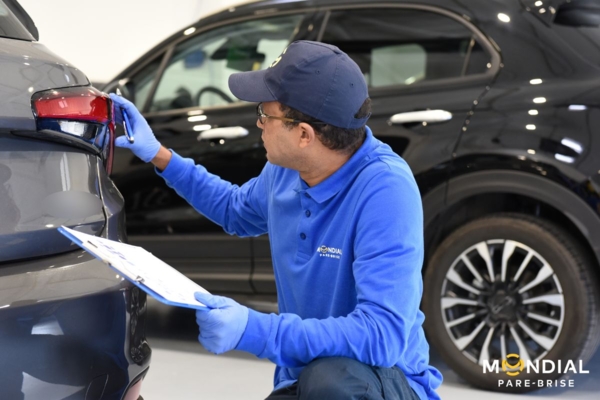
[423, 216, 591, 392]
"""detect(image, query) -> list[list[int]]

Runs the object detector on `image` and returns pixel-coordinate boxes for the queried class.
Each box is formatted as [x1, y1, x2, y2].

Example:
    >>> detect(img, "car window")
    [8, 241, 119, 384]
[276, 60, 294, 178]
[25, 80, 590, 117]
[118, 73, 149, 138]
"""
[321, 8, 490, 88]
[150, 14, 305, 112]
[130, 56, 164, 110]
[0, 0, 34, 41]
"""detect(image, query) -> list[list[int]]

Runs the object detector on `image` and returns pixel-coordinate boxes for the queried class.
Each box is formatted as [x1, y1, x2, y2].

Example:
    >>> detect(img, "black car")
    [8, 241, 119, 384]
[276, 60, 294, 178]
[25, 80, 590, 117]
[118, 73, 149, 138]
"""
[0, 1, 150, 398]
[103, 0, 600, 392]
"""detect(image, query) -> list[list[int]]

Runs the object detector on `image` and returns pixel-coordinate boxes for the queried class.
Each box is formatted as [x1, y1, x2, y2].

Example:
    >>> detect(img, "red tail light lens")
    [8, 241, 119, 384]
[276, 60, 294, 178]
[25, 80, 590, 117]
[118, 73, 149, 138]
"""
[123, 378, 143, 400]
[33, 87, 111, 123]
[31, 86, 115, 174]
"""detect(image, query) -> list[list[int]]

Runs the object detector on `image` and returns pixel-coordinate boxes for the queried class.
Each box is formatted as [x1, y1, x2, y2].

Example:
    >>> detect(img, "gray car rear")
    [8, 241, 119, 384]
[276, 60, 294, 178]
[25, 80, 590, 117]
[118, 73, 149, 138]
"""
[0, 1, 150, 398]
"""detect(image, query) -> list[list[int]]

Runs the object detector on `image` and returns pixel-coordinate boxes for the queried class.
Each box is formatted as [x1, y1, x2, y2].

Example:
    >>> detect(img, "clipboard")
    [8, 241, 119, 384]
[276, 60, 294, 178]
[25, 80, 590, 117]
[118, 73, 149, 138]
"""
[58, 226, 209, 310]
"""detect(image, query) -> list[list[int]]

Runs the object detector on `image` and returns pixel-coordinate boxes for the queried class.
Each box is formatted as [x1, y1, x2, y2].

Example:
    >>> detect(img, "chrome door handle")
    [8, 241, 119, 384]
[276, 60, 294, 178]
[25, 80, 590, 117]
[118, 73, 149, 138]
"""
[197, 126, 249, 141]
[390, 110, 452, 124]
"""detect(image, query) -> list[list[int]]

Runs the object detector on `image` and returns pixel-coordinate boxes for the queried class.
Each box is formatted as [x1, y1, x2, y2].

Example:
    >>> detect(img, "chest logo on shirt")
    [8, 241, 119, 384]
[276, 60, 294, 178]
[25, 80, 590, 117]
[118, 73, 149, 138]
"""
[317, 245, 343, 259]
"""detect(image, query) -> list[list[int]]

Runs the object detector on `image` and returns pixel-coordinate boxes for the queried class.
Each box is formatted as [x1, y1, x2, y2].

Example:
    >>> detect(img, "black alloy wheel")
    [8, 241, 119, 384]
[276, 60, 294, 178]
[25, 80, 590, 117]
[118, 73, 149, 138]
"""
[423, 214, 600, 393]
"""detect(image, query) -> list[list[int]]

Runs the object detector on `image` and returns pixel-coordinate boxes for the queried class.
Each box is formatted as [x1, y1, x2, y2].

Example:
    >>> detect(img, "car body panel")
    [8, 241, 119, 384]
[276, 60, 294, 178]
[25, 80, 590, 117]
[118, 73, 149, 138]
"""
[0, 1, 150, 397]
[449, 0, 600, 264]
[0, 138, 106, 262]
[0, 249, 149, 399]
[0, 37, 88, 130]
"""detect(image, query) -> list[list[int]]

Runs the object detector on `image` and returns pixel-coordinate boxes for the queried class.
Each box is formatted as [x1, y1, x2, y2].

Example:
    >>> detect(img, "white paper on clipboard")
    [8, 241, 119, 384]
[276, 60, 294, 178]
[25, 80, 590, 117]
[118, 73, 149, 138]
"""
[58, 226, 210, 310]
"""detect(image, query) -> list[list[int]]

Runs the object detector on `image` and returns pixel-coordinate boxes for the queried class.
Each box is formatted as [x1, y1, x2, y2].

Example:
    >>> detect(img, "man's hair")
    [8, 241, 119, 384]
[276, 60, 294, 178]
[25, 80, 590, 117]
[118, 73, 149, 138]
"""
[279, 98, 371, 155]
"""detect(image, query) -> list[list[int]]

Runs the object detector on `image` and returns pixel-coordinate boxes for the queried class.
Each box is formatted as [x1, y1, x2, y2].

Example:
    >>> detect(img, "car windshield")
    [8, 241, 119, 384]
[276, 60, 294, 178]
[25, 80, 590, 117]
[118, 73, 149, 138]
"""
[0, 0, 34, 41]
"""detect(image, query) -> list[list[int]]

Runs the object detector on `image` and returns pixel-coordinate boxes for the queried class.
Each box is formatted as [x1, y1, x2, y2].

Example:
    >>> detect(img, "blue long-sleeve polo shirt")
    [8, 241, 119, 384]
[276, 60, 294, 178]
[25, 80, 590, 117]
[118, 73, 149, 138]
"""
[157, 126, 442, 399]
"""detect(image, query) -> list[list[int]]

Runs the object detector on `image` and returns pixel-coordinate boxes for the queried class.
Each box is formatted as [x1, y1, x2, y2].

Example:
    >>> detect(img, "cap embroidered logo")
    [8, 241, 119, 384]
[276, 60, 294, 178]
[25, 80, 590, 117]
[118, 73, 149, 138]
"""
[269, 45, 290, 68]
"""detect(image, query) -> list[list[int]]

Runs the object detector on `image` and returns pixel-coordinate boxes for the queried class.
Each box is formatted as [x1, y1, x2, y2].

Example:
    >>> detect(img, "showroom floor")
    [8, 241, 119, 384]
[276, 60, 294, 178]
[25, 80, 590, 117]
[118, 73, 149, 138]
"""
[141, 299, 600, 399]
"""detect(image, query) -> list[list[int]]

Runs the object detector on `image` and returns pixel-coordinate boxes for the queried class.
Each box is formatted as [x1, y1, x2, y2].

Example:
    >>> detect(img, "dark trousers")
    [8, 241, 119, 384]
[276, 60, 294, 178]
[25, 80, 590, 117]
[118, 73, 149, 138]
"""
[265, 357, 421, 400]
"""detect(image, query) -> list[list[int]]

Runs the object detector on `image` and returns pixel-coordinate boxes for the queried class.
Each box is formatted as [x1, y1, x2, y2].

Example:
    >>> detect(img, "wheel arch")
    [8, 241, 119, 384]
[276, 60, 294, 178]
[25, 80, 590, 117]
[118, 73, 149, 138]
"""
[422, 170, 600, 276]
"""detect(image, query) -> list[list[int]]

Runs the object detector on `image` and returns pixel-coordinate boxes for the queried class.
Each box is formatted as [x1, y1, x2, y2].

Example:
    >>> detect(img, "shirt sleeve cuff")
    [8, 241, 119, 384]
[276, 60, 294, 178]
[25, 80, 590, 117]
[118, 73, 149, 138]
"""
[155, 150, 189, 183]
[235, 308, 271, 356]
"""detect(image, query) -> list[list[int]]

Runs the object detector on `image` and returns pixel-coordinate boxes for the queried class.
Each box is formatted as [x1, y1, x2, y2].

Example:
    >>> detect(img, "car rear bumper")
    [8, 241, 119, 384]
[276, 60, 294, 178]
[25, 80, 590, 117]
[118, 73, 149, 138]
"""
[0, 250, 151, 399]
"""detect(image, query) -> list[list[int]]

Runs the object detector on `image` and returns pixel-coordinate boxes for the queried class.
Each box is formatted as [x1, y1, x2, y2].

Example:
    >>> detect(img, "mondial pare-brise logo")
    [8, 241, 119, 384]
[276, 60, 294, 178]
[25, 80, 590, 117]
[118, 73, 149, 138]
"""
[317, 245, 343, 259]
[483, 354, 589, 388]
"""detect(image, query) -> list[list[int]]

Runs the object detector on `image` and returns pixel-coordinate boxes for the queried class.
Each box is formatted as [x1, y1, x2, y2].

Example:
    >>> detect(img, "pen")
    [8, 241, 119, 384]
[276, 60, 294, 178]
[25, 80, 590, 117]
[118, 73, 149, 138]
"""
[121, 108, 135, 144]
[115, 88, 135, 144]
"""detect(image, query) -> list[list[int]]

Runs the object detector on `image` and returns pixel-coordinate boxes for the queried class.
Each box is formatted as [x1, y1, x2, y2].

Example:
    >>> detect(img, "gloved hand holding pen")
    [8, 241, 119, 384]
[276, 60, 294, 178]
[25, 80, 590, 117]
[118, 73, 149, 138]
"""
[110, 93, 161, 163]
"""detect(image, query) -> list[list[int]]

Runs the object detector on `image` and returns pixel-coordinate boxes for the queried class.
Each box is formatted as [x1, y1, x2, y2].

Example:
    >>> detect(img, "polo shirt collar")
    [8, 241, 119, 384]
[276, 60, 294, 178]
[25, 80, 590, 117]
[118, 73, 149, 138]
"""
[296, 126, 377, 204]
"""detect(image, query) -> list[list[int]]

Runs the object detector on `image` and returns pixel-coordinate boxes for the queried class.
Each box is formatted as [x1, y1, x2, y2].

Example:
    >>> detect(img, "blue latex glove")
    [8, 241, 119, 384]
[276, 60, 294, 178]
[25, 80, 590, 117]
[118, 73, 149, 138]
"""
[194, 291, 249, 355]
[109, 93, 161, 162]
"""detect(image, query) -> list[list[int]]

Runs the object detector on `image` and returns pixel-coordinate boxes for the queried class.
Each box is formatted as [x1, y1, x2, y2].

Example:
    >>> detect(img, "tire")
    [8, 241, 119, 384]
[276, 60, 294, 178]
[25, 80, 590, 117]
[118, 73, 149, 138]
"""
[422, 213, 600, 393]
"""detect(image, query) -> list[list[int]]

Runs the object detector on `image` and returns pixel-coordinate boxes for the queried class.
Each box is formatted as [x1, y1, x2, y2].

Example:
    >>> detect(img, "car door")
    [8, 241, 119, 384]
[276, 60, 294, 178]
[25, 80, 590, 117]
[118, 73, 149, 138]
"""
[251, 4, 501, 294]
[110, 12, 319, 294]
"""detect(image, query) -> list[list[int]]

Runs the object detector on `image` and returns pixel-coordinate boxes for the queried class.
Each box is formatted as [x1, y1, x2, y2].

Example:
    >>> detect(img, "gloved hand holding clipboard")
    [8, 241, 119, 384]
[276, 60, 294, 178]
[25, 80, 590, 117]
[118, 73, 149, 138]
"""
[58, 226, 210, 310]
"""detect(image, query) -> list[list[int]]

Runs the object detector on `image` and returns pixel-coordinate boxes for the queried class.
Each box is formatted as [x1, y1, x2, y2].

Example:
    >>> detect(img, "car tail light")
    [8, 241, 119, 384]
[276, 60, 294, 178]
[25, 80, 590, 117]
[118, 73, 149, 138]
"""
[122, 378, 143, 400]
[122, 369, 148, 400]
[30, 86, 115, 174]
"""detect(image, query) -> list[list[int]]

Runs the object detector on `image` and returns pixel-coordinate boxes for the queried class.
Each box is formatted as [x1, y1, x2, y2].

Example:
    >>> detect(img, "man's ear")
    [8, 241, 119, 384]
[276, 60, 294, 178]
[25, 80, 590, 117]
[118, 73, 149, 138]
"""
[298, 122, 316, 149]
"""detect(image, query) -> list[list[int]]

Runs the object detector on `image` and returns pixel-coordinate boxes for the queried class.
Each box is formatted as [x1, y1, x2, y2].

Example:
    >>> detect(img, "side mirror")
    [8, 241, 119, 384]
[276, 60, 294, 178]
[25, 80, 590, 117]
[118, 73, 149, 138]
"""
[554, 0, 600, 27]
[226, 48, 266, 72]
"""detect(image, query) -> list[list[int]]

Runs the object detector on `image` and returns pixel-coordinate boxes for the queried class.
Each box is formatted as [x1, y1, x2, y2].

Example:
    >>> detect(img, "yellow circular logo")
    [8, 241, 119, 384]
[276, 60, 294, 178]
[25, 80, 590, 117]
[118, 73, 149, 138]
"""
[502, 354, 524, 376]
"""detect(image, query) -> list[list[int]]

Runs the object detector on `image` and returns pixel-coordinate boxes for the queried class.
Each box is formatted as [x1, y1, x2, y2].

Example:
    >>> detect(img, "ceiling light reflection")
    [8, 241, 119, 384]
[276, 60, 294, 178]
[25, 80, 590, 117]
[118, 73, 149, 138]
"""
[526, 125, 536, 130]
[569, 105, 587, 111]
[555, 154, 575, 164]
[188, 115, 207, 122]
[530, 79, 543, 85]
[529, 110, 539, 116]
[193, 124, 211, 131]
[533, 97, 546, 104]
[561, 138, 583, 154]
[498, 13, 511, 23]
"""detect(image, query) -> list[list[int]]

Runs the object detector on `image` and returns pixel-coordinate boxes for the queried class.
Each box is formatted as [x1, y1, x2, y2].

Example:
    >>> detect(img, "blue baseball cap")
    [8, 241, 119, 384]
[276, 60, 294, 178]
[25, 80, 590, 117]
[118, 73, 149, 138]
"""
[228, 40, 370, 129]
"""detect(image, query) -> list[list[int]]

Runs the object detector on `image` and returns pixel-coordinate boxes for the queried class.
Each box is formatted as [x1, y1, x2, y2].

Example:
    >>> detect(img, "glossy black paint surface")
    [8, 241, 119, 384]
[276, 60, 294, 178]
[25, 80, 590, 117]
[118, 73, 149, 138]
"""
[105, 0, 600, 300]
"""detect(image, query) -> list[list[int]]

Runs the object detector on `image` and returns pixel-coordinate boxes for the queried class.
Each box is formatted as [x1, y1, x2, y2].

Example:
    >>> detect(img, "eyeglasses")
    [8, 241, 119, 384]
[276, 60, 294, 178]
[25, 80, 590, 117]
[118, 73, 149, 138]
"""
[256, 103, 327, 126]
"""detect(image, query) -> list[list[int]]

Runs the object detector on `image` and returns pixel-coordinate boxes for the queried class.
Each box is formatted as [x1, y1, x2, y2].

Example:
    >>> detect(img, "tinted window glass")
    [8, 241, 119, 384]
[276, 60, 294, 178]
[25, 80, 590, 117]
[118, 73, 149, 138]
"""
[0, 0, 34, 40]
[150, 14, 304, 112]
[130, 56, 164, 110]
[321, 9, 490, 88]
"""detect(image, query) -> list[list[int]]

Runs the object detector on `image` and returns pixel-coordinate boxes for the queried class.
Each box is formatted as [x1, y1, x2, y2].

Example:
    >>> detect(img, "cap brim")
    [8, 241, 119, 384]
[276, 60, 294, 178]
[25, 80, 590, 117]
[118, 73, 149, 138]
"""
[228, 69, 277, 103]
